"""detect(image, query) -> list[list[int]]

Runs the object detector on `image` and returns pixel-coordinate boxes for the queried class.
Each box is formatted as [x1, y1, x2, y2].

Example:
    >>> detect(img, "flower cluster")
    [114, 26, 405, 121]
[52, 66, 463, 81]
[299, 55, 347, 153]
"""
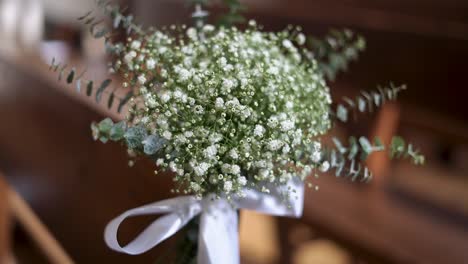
[111, 22, 332, 198]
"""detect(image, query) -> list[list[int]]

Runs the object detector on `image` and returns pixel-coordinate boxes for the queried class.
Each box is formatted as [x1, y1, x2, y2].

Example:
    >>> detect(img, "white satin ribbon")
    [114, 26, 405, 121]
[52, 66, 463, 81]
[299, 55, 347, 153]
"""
[104, 178, 304, 264]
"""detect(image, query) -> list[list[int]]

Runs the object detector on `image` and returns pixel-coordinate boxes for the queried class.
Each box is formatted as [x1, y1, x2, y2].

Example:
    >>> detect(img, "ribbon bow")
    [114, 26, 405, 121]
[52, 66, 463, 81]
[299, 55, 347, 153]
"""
[104, 178, 304, 264]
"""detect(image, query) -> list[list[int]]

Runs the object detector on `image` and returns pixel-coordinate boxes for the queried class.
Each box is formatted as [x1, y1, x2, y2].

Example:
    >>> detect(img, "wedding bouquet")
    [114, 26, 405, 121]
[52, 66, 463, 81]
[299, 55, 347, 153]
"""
[50, 1, 424, 263]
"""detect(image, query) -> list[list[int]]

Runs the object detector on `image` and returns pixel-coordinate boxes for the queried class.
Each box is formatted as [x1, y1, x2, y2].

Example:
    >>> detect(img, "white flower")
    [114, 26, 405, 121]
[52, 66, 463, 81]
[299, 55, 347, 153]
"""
[191, 182, 201, 192]
[186, 27, 197, 40]
[221, 164, 231, 174]
[230, 164, 241, 175]
[141, 116, 150, 124]
[218, 57, 227, 67]
[241, 108, 251, 119]
[169, 161, 177, 172]
[162, 131, 172, 140]
[203, 24, 215, 32]
[267, 66, 279, 75]
[259, 169, 269, 179]
[146, 58, 156, 70]
[238, 176, 247, 186]
[131, 40, 141, 50]
[204, 145, 218, 159]
[282, 144, 291, 154]
[173, 90, 185, 102]
[253, 125, 265, 137]
[313, 141, 321, 150]
[222, 79, 234, 89]
[146, 97, 157, 108]
[194, 105, 204, 114]
[251, 32, 262, 43]
[224, 181, 233, 192]
[229, 149, 239, 160]
[282, 39, 293, 49]
[184, 131, 194, 138]
[280, 120, 295, 131]
[268, 140, 283, 151]
[158, 47, 167, 54]
[215, 97, 224, 109]
[319, 161, 330, 172]
[267, 116, 278, 128]
[296, 33, 306, 45]
[137, 75, 147, 85]
[193, 162, 210, 176]
[156, 158, 164, 166]
[209, 133, 222, 143]
[292, 129, 303, 145]
[177, 68, 191, 82]
[124, 50, 137, 64]
[255, 160, 267, 168]
[311, 150, 321, 163]
[160, 93, 171, 103]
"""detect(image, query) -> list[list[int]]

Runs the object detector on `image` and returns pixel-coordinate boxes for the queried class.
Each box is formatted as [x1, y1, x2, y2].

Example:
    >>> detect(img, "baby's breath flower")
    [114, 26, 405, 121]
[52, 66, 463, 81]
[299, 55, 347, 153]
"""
[131, 40, 141, 50]
[162, 131, 172, 140]
[146, 58, 156, 70]
[238, 176, 247, 186]
[120, 22, 331, 198]
[253, 125, 265, 137]
[224, 180, 233, 192]
[137, 75, 147, 85]
[319, 161, 330, 172]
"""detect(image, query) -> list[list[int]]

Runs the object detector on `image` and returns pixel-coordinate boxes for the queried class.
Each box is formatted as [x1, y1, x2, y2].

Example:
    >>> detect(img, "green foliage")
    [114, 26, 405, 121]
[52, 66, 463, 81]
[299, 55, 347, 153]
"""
[48, 57, 122, 110]
[390, 136, 425, 165]
[334, 83, 406, 122]
[47, 1, 139, 116]
[142, 135, 166, 155]
[95, 79, 112, 102]
[218, 0, 246, 26]
[186, 0, 246, 27]
[323, 135, 425, 181]
[307, 29, 366, 81]
[124, 125, 148, 150]
[109, 121, 126, 141]
[91, 118, 114, 143]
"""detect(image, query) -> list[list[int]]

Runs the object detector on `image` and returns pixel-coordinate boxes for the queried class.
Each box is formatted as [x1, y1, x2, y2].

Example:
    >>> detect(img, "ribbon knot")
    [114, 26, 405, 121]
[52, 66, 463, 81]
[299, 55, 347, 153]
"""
[104, 178, 303, 264]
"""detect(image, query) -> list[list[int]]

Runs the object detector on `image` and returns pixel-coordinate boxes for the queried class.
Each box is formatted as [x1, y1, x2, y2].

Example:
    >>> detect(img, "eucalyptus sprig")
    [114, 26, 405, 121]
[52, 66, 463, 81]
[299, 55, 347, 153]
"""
[307, 29, 366, 81]
[334, 83, 406, 123]
[321, 135, 424, 181]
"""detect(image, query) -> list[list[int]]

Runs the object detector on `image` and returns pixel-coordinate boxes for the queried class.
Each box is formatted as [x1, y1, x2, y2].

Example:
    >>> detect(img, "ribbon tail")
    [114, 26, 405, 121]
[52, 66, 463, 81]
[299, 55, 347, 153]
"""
[104, 196, 201, 255]
[197, 201, 239, 264]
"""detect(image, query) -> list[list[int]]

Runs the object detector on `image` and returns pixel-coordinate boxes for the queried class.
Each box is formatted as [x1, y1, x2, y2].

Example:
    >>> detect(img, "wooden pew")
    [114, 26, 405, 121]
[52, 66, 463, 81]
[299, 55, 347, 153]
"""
[0, 175, 12, 263]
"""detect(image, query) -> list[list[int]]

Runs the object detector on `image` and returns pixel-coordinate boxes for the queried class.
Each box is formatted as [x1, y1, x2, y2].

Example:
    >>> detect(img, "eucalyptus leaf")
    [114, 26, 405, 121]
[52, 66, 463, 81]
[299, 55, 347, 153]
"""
[108, 92, 115, 109]
[124, 125, 148, 149]
[96, 79, 112, 102]
[98, 118, 113, 134]
[118, 91, 133, 113]
[358, 137, 373, 154]
[347, 137, 358, 160]
[332, 137, 347, 154]
[86, 81, 93, 96]
[142, 135, 165, 155]
[110, 121, 126, 141]
[66, 68, 75, 84]
[78, 10, 93, 20]
[75, 79, 81, 93]
[93, 28, 109, 38]
[336, 104, 348, 122]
